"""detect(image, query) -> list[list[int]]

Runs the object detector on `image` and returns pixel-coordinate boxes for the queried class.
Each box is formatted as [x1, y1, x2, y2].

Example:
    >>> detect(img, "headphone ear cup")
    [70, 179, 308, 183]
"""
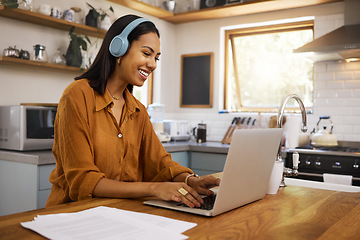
[109, 18, 152, 57]
[109, 36, 128, 57]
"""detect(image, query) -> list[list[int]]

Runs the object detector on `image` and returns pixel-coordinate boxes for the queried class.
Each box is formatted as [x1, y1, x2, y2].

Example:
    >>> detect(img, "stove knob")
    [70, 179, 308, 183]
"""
[306, 160, 311, 166]
[315, 161, 321, 166]
[354, 164, 359, 169]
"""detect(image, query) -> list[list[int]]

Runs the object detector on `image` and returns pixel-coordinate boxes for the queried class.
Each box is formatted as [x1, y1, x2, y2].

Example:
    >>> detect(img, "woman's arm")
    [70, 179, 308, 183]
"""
[92, 178, 204, 208]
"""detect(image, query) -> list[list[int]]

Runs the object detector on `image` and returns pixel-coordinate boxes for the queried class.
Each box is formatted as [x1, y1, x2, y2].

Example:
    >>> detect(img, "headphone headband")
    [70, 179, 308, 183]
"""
[109, 18, 152, 57]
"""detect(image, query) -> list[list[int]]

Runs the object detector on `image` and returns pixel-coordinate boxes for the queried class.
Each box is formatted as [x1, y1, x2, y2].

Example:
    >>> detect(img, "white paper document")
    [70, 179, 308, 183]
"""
[21, 206, 196, 240]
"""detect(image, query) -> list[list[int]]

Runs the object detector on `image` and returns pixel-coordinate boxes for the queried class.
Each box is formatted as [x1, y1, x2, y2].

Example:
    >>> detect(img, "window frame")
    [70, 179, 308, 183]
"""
[133, 73, 154, 107]
[224, 20, 314, 112]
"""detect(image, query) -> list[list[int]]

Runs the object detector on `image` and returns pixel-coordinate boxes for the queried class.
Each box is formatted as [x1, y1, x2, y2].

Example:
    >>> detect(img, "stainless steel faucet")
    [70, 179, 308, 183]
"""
[277, 94, 308, 186]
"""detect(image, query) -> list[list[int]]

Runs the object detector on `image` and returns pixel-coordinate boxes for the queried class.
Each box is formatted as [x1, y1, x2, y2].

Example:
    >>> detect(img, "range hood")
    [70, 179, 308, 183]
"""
[294, 0, 360, 62]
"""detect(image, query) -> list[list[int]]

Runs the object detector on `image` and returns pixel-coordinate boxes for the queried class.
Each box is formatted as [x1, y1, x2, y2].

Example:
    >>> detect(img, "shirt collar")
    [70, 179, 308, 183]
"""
[95, 87, 140, 115]
[123, 88, 141, 115]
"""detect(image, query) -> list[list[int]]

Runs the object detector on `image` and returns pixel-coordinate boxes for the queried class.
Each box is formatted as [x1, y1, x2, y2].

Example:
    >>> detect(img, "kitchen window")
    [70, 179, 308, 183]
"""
[224, 18, 314, 112]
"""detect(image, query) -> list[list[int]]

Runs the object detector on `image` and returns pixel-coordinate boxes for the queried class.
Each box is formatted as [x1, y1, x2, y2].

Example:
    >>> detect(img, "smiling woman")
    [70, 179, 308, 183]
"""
[46, 14, 220, 209]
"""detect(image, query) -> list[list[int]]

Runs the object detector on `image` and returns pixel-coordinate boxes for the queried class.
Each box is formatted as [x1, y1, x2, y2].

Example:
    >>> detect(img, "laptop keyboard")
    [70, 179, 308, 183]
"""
[178, 195, 216, 210]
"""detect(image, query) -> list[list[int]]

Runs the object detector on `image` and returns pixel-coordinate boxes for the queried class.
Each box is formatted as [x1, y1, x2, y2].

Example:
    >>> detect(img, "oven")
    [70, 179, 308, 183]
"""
[285, 143, 360, 186]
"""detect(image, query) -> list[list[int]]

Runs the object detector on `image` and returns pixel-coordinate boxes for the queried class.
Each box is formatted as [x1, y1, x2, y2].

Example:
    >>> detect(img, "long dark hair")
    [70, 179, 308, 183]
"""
[75, 14, 160, 94]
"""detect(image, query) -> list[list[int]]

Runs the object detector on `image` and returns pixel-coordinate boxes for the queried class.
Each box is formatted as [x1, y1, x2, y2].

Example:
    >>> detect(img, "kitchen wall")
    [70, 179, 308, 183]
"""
[162, 2, 360, 142]
[1, 1, 359, 142]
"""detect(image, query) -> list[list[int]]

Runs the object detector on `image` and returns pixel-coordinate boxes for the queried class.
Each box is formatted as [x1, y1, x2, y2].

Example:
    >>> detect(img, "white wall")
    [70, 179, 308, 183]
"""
[162, 2, 360, 142]
[1, 1, 359, 142]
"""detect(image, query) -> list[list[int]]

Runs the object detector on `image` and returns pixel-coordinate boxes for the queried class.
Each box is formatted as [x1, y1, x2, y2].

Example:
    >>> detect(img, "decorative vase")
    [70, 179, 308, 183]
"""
[99, 15, 111, 30]
[85, 9, 98, 28]
[65, 41, 82, 67]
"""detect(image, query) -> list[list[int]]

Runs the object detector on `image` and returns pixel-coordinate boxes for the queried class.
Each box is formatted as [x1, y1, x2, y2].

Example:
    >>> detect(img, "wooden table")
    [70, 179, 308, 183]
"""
[0, 185, 359, 240]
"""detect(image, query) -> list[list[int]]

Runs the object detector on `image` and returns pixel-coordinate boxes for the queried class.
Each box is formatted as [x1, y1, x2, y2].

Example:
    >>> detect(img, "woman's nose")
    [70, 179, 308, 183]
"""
[147, 58, 157, 70]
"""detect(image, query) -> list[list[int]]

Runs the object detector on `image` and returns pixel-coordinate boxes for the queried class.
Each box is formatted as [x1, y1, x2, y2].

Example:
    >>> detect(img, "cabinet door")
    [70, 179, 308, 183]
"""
[170, 151, 189, 168]
[190, 152, 226, 176]
[0, 160, 37, 216]
[37, 164, 55, 209]
[38, 164, 55, 190]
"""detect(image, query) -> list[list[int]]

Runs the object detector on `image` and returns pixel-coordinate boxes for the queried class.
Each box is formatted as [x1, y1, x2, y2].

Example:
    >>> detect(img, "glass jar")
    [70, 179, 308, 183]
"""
[32, 45, 48, 62]
[51, 49, 66, 65]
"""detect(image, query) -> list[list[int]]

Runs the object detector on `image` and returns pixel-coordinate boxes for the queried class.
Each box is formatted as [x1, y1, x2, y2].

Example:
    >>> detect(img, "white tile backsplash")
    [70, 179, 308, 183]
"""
[336, 71, 353, 80]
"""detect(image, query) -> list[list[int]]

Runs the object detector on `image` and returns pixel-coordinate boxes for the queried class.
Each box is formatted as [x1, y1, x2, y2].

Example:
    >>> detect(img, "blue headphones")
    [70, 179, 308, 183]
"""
[109, 18, 152, 57]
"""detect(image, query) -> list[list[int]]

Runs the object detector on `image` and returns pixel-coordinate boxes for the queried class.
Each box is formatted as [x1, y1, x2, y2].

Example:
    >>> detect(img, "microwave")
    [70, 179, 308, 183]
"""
[0, 105, 57, 151]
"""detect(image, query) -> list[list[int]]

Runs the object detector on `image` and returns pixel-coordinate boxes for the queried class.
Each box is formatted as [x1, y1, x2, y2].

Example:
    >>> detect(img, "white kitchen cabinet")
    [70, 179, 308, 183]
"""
[0, 160, 55, 216]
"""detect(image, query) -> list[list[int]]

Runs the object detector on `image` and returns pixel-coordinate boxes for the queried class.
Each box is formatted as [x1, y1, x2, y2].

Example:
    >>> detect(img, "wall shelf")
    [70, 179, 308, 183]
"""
[0, 56, 84, 74]
[0, 6, 107, 38]
[109, 0, 342, 24]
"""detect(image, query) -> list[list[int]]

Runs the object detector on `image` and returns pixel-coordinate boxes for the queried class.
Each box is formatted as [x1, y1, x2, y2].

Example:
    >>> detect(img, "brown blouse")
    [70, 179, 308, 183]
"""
[46, 79, 192, 206]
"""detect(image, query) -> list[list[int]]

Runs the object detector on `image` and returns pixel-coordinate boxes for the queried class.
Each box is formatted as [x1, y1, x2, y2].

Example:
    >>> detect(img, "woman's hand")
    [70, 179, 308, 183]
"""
[151, 182, 204, 208]
[187, 175, 221, 196]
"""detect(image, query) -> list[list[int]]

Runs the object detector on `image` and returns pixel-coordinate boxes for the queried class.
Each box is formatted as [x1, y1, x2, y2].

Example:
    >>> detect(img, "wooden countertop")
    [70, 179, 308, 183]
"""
[0, 185, 359, 239]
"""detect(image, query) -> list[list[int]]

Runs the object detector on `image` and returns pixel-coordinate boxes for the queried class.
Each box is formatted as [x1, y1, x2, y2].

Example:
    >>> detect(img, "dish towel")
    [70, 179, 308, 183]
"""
[323, 173, 352, 185]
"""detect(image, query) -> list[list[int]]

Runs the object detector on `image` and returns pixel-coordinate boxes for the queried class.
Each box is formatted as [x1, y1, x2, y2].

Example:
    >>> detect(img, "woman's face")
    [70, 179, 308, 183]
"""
[117, 32, 161, 87]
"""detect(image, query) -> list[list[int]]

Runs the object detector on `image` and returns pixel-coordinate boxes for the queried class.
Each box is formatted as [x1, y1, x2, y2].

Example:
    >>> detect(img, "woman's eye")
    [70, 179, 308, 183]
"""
[155, 57, 160, 61]
[143, 52, 151, 56]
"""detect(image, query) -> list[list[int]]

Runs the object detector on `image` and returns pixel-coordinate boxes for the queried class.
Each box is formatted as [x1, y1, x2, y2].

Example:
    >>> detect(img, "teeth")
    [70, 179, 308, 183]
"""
[139, 69, 149, 77]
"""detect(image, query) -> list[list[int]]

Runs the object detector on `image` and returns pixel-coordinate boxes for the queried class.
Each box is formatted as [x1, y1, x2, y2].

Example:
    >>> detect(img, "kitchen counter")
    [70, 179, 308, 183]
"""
[0, 183, 359, 239]
[0, 141, 230, 165]
[0, 150, 55, 165]
[163, 141, 230, 154]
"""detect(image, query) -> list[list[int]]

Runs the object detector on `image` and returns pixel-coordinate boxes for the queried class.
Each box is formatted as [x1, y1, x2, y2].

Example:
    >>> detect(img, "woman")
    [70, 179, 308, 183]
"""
[46, 14, 220, 208]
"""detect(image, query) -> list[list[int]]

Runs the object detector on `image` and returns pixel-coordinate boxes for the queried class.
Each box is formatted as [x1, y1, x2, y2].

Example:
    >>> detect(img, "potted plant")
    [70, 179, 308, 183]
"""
[1, 0, 25, 8]
[65, 27, 91, 68]
[85, 3, 114, 29]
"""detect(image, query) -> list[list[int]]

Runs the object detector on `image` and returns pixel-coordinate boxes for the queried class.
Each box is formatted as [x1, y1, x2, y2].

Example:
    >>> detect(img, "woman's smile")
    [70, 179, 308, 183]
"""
[139, 68, 150, 80]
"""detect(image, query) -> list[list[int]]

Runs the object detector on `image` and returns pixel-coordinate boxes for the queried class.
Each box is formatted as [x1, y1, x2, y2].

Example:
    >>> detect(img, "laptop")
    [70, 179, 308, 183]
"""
[144, 128, 283, 217]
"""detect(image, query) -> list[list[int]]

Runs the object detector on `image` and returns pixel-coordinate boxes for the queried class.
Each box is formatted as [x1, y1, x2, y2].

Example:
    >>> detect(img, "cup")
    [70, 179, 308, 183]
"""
[284, 116, 300, 149]
[193, 0, 201, 10]
[267, 160, 283, 194]
[18, 0, 33, 11]
[71, 7, 84, 24]
[39, 4, 51, 16]
[51, 7, 62, 19]
[63, 9, 75, 22]
[193, 123, 207, 143]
